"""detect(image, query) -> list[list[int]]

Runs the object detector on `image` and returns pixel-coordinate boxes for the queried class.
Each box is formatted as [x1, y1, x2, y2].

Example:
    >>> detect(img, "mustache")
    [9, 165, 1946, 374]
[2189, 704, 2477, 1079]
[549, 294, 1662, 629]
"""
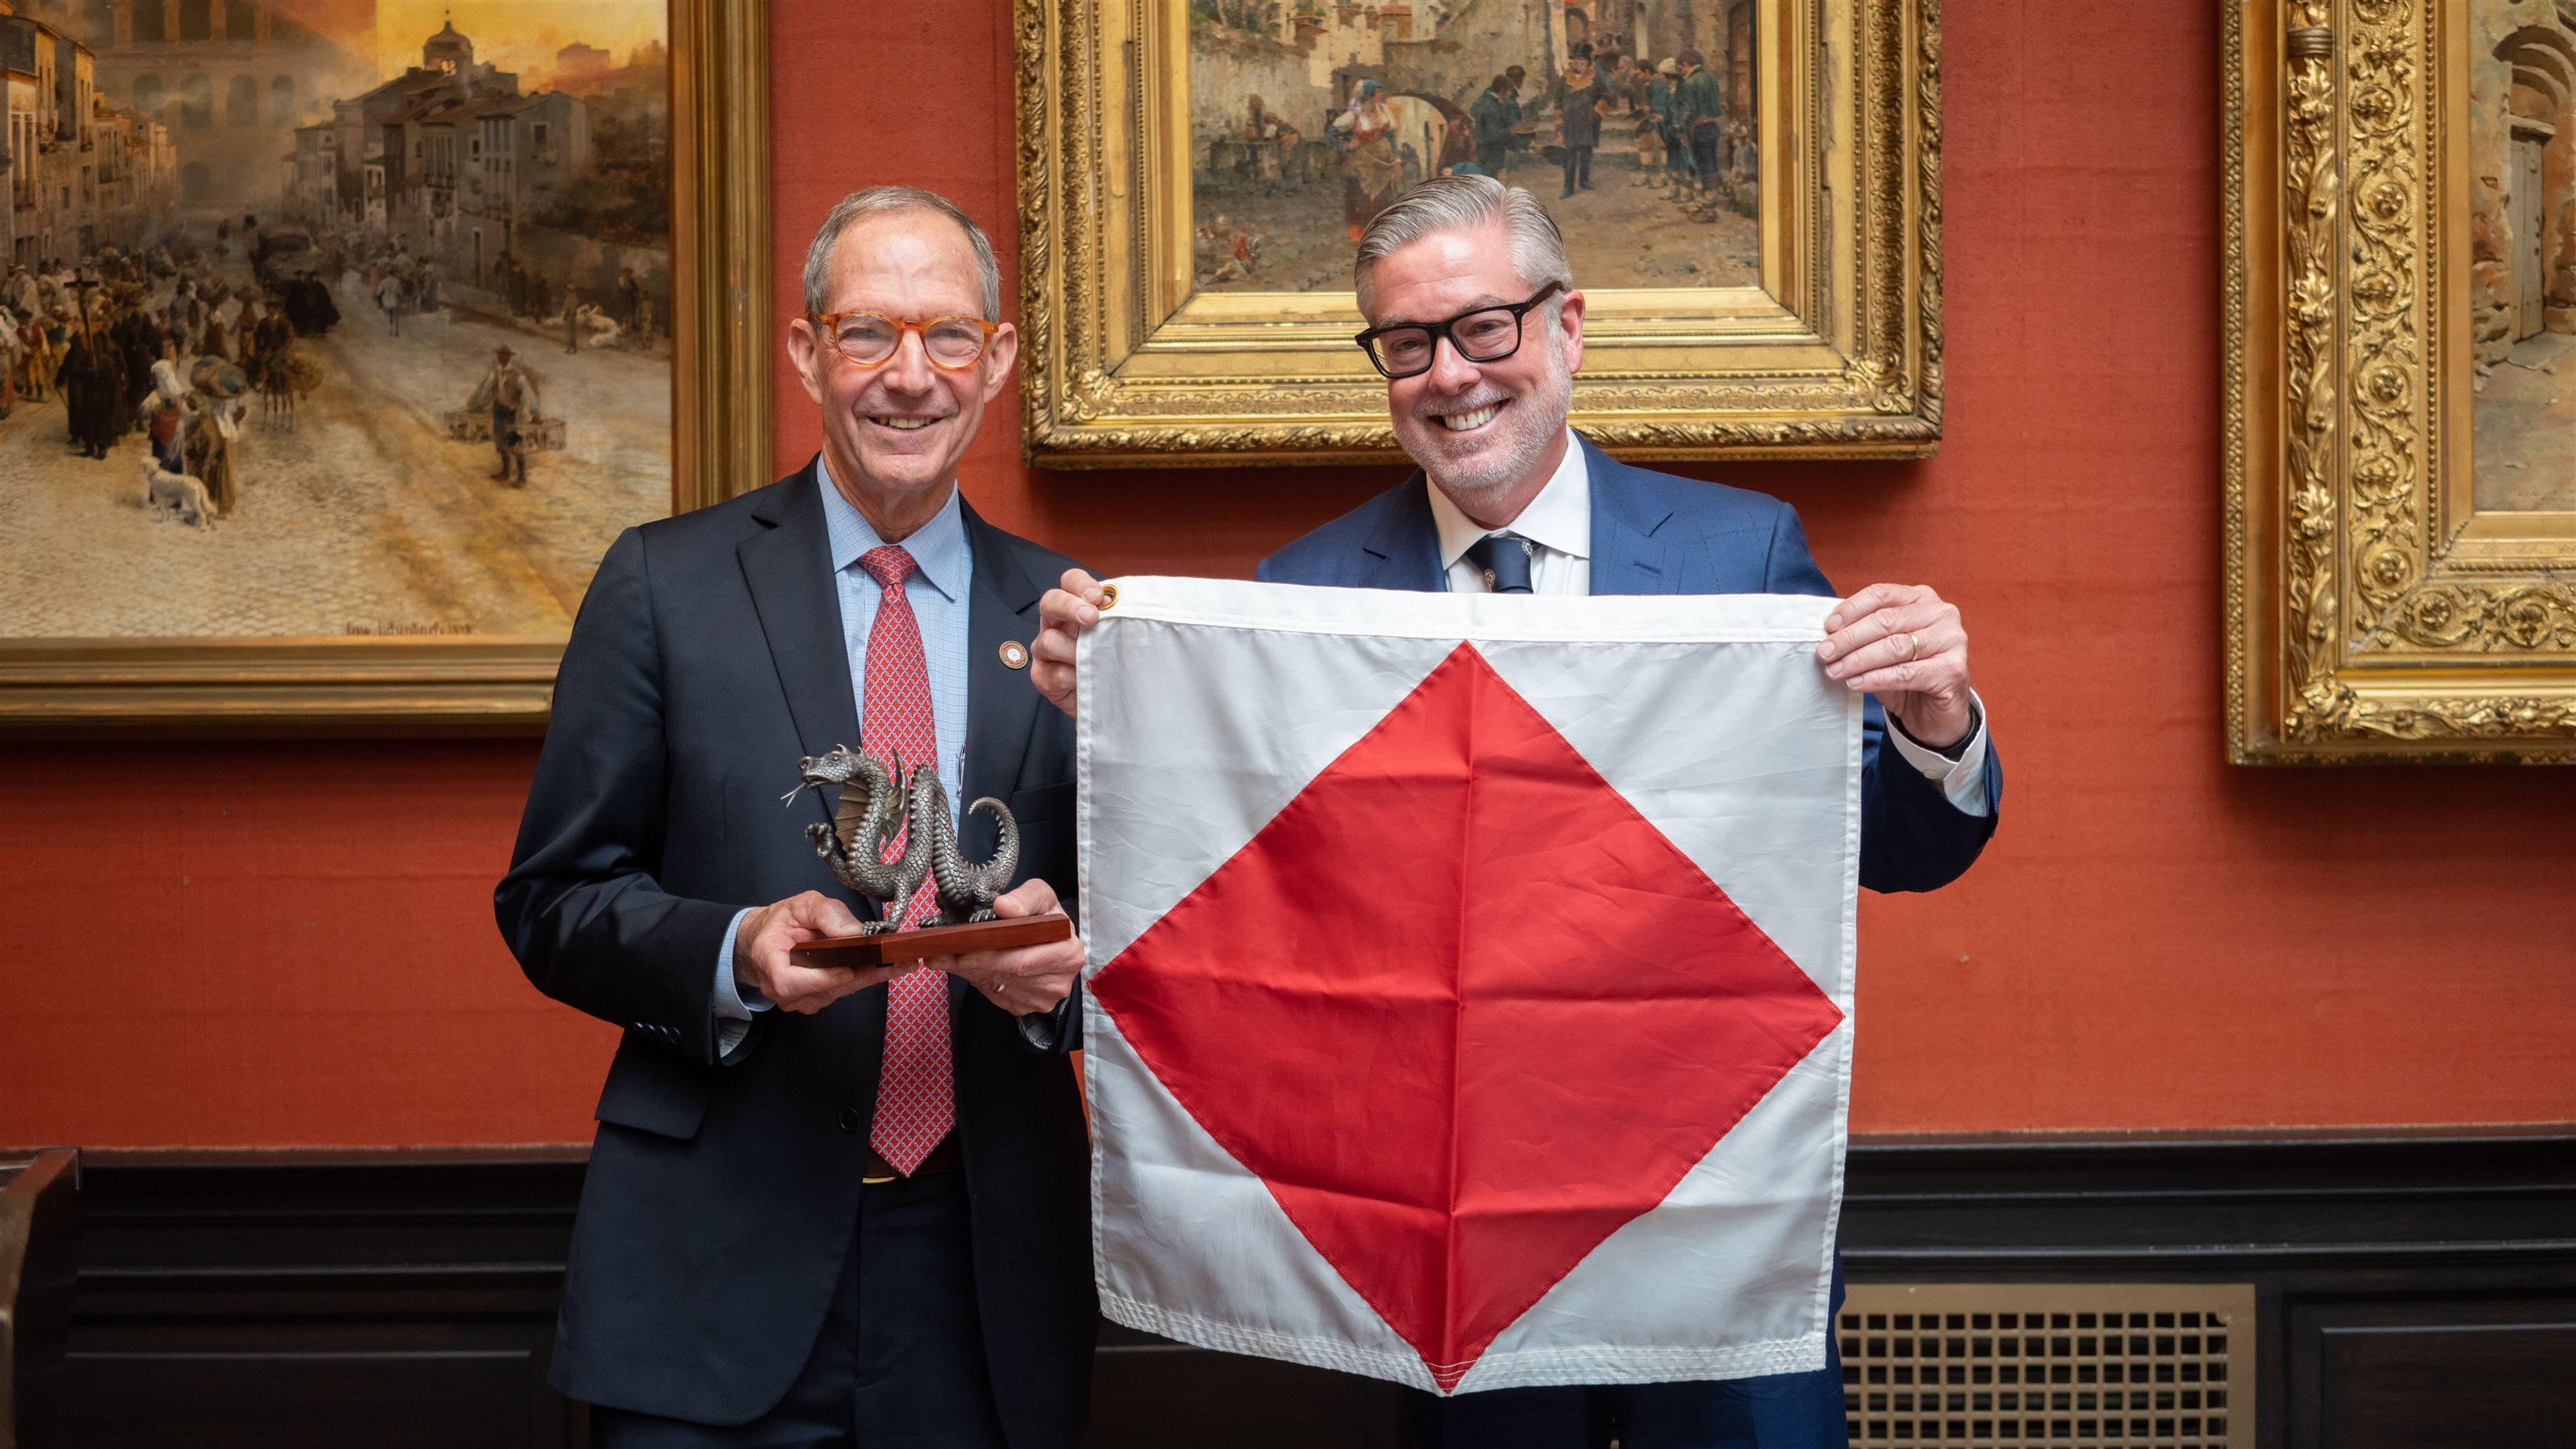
[1414, 389, 1512, 423]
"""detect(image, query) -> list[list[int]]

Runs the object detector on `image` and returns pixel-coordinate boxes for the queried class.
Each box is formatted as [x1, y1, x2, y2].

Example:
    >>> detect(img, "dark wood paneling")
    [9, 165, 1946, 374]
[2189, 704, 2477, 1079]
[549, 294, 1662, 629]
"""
[2295, 1298, 2576, 1449]
[62, 1348, 572, 1449]
[27, 1133, 2576, 1449]
[47, 1150, 580, 1449]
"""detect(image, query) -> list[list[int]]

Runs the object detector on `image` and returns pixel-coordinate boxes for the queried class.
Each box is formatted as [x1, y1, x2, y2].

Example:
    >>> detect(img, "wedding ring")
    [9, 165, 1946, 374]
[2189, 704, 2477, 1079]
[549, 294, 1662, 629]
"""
[1904, 631, 1920, 661]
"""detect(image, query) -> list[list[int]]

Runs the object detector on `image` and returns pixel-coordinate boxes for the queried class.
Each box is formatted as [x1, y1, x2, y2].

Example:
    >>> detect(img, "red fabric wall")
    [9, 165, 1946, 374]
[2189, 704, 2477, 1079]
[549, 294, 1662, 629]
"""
[4, 0, 2570, 1149]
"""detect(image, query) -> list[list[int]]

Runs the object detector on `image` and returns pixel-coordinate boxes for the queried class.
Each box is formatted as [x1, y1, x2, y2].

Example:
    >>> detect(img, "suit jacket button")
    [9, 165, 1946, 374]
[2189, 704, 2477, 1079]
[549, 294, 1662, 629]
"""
[837, 1107, 863, 1133]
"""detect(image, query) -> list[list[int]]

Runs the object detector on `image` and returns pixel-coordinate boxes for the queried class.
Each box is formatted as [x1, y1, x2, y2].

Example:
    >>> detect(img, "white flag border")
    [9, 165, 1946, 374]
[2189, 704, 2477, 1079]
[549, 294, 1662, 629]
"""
[1092, 575, 1840, 644]
[1075, 575, 1863, 1395]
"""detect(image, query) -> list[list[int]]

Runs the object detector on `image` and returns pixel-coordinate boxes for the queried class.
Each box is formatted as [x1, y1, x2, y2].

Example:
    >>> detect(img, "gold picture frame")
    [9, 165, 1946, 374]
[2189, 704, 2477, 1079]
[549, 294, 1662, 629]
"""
[0, 0, 770, 734]
[1012, 0, 1942, 468]
[2227, 0, 2576, 762]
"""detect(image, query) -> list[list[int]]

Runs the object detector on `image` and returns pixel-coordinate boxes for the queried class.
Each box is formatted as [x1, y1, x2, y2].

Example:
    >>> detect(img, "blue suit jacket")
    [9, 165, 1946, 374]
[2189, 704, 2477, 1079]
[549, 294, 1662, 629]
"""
[495, 462, 1095, 1439]
[1257, 436, 2000, 891]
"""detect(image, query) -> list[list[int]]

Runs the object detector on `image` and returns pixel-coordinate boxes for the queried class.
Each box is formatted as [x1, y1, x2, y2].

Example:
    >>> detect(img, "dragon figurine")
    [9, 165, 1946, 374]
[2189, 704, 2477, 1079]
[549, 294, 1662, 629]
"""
[908, 766, 1021, 923]
[789, 745, 1019, 929]
[790, 745, 925, 932]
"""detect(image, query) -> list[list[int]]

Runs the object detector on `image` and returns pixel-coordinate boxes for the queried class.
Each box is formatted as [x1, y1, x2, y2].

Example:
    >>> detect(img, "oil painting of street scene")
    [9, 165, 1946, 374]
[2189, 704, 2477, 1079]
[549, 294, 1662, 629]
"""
[1187, 1, 1759, 295]
[0, 0, 671, 639]
[2471, 0, 2576, 513]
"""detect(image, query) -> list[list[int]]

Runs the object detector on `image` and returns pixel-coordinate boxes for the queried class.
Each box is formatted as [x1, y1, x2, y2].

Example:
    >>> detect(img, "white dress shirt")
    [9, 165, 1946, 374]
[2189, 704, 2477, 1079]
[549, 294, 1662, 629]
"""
[1425, 429, 1991, 815]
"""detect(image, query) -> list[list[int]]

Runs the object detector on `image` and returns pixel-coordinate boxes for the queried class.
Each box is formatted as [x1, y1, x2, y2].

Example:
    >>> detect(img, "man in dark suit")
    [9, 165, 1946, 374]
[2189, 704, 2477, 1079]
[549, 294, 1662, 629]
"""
[1471, 75, 1519, 178]
[1032, 174, 1997, 1447]
[497, 187, 1094, 1448]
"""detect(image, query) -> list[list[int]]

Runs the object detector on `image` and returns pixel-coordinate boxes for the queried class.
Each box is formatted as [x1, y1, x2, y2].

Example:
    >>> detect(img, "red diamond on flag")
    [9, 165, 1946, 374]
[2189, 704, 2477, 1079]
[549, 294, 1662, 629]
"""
[1088, 642, 1844, 1391]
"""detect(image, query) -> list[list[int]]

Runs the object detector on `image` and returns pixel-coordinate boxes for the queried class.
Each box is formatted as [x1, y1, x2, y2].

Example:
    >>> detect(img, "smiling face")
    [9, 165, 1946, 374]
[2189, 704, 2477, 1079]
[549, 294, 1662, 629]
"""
[1365, 220, 1585, 526]
[787, 208, 1018, 539]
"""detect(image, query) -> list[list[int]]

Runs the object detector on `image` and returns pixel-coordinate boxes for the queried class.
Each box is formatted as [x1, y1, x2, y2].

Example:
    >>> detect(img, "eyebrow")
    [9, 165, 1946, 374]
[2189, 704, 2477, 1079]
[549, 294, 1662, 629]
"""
[1377, 295, 1514, 329]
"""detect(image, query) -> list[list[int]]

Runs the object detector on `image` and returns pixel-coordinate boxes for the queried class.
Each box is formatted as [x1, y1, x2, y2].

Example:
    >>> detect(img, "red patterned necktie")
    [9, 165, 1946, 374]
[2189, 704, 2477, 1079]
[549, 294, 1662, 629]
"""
[857, 544, 952, 1174]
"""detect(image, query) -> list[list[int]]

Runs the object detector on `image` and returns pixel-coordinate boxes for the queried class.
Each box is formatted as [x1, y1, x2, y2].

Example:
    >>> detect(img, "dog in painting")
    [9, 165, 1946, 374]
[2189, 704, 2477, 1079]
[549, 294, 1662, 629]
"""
[142, 456, 215, 530]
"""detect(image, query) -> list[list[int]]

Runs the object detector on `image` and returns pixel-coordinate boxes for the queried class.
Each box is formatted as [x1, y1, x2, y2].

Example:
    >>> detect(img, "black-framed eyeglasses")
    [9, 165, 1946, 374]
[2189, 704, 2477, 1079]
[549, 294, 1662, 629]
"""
[1353, 281, 1565, 380]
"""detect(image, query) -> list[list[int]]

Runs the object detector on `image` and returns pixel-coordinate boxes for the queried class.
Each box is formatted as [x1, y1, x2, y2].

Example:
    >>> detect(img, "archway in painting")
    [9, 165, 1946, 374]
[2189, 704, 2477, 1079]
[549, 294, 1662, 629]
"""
[2496, 25, 2576, 341]
[2471, 18, 2576, 510]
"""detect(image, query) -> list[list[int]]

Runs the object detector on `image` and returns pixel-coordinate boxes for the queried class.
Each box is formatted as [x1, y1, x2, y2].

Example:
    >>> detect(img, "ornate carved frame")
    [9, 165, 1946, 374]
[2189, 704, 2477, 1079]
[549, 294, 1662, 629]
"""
[1013, 0, 1942, 468]
[2227, 0, 2576, 762]
[0, 0, 772, 734]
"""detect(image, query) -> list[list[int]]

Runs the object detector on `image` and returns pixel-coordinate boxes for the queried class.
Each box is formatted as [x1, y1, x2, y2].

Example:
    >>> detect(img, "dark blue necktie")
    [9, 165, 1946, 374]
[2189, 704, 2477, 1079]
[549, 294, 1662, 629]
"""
[1465, 531, 1538, 594]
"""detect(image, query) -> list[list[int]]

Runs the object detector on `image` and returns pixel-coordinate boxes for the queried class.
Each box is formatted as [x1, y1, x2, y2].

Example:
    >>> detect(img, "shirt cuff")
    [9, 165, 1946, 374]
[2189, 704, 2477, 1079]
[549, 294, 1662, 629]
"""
[713, 906, 772, 1021]
[1884, 691, 1991, 818]
[1013, 993, 1076, 1053]
[716, 1015, 751, 1059]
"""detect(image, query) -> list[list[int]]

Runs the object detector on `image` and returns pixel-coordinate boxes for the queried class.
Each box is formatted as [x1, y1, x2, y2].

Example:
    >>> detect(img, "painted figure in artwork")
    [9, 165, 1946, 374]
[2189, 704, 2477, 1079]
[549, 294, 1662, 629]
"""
[1678, 50, 1728, 215]
[1470, 74, 1520, 179]
[468, 346, 545, 488]
[1242, 95, 1281, 190]
[181, 394, 248, 518]
[1336, 80, 1405, 241]
[58, 315, 124, 461]
[0, 307, 17, 419]
[1556, 52, 1606, 199]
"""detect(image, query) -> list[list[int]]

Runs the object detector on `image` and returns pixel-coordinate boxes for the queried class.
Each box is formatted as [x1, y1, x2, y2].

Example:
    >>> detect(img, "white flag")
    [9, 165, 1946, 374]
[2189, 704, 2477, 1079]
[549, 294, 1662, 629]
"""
[1076, 576, 1861, 1394]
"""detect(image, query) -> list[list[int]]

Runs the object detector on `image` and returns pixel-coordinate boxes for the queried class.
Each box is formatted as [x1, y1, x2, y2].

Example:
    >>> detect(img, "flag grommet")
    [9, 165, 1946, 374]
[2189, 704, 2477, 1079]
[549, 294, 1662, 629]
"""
[1098, 583, 1119, 609]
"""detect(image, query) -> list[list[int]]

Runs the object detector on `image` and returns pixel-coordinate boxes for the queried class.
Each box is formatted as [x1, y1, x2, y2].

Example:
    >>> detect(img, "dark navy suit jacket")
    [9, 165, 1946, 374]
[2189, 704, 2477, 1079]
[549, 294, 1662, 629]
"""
[1258, 436, 1999, 890]
[495, 461, 1095, 1440]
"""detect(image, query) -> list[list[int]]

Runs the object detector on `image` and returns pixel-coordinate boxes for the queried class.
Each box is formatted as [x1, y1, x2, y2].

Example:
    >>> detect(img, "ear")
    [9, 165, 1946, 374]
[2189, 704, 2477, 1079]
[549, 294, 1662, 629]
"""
[786, 316, 827, 407]
[979, 322, 1020, 405]
[1558, 288, 1586, 376]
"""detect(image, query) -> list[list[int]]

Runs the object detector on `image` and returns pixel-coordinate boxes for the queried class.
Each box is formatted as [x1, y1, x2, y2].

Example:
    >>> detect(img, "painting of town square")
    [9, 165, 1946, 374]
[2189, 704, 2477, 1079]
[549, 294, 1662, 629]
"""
[1187, 1, 1759, 295]
[2471, 0, 2576, 514]
[0, 0, 672, 640]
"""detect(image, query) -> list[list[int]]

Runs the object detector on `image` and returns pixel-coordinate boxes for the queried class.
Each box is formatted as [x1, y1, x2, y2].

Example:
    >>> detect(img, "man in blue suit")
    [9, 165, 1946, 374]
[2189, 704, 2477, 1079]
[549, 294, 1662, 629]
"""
[1032, 174, 1997, 1447]
[498, 188, 1096, 1447]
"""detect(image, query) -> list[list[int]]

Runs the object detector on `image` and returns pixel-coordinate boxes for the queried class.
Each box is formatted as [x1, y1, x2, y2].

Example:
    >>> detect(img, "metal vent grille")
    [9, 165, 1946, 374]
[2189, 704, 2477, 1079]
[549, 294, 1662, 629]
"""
[1841, 1284, 2256, 1449]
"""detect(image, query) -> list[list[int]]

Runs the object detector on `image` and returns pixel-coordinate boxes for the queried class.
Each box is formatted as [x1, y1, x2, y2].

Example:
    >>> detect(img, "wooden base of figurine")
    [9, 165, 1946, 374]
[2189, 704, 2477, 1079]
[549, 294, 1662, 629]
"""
[787, 910, 1072, 968]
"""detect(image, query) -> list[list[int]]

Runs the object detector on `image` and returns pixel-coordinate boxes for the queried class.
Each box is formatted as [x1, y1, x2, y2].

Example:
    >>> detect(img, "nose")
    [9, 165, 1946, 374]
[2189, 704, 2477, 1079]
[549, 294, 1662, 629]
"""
[1423, 333, 1482, 394]
[878, 326, 936, 394]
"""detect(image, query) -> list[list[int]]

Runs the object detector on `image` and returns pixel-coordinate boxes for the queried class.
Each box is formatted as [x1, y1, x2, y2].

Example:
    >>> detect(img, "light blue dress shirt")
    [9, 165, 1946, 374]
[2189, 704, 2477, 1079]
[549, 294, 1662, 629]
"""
[715, 463, 976, 1036]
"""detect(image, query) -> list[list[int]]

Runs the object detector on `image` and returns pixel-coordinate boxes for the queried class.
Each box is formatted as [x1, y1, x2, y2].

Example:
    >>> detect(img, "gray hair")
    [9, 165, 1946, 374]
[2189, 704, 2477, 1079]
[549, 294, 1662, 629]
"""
[1352, 174, 1573, 316]
[801, 185, 1002, 321]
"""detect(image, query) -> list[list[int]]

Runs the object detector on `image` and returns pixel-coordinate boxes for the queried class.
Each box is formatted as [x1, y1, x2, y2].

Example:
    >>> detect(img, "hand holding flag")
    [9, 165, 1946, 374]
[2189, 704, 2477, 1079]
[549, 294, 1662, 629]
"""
[1817, 582, 1976, 749]
[1033, 568, 1112, 717]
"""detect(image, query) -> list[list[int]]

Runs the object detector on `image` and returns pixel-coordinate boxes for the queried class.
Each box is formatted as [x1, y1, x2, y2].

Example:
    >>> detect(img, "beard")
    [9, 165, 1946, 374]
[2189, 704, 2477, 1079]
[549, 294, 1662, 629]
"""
[1403, 338, 1576, 516]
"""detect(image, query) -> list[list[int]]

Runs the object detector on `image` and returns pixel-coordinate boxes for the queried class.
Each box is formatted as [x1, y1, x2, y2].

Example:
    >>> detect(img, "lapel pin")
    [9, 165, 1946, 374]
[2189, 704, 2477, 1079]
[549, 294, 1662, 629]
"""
[1000, 639, 1030, 670]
